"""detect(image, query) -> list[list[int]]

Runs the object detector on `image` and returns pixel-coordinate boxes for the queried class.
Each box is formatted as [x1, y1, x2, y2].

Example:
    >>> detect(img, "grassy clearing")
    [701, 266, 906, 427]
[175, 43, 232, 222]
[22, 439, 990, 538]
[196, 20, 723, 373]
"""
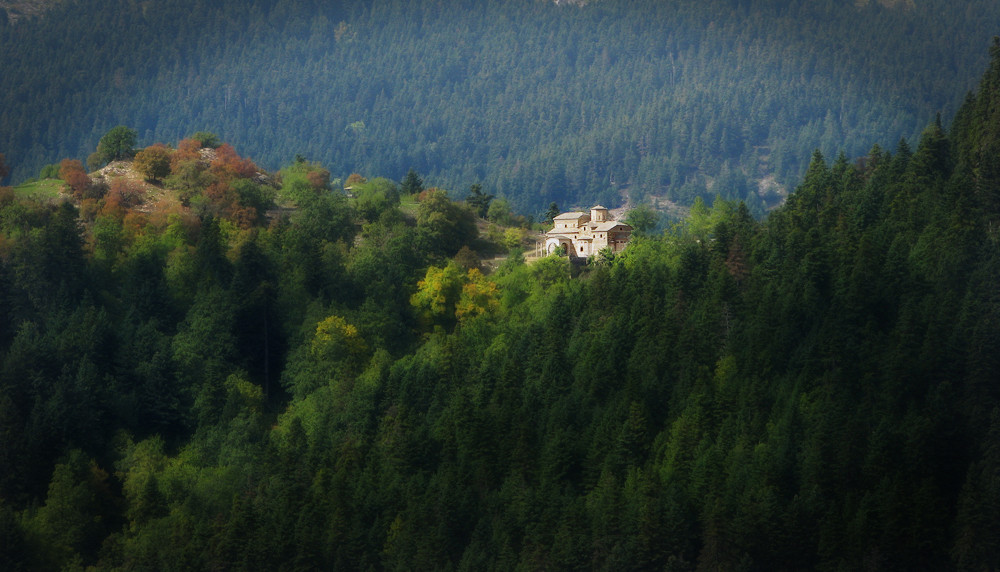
[13, 178, 64, 201]
[398, 192, 419, 216]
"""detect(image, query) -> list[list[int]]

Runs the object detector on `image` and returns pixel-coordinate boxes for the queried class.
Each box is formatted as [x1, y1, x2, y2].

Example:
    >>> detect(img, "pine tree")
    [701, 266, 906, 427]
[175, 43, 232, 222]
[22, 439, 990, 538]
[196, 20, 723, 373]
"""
[401, 168, 424, 195]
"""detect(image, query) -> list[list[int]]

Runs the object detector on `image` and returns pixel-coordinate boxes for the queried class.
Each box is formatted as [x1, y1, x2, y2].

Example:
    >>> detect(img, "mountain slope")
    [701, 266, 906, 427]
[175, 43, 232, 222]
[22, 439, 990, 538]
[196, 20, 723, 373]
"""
[2, 41, 1000, 570]
[0, 0, 997, 215]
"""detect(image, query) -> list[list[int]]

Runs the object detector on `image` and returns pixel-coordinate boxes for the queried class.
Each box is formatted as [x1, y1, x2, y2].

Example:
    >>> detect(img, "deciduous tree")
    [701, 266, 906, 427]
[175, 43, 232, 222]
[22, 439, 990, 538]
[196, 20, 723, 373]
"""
[455, 268, 499, 322]
[411, 262, 465, 329]
[354, 177, 400, 222]
[96, 126, 137, 164]
[132, 144, 172, 182]
[210, 143, 258, 182]
[102, 177, 145, 215]
[59, 159, 91, 198]
[625, 203, 660, 236]
[190, 131, 220, 149]
[417, 189, 477, 256]
[170, 138, 203, 170]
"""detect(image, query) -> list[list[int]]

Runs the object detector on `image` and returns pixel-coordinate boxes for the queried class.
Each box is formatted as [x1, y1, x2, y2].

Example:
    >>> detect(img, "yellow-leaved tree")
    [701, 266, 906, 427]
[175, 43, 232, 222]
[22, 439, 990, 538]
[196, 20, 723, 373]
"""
[311, 315, 368, 367]
[455, 268, 499, 322]
[276, 314, 370, 400]
[412, 263, 499, 330]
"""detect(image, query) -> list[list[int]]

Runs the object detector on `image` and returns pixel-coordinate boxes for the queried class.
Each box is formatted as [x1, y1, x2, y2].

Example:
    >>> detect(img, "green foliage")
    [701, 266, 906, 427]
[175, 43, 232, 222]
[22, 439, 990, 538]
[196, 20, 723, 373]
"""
[486, 197, 512, 225]
[1, 0, 996, 214]
[230, 178, 276, 224]
[400, 168, 424, 196]
[96, 126, 137, 164]
[190, 131, 220, 149]
[416, 189, 478, 258]
[625, 203, 661, 236]
[531, 253, 572, 288]
[410, 262, 466, 330]
[0, 497, 28, 570]
[164, 165, 211, 207]
[22, 451, 115, 569]
[5, 45, 1000, 572]
[353, 177, 400, 222]
[465, 183, 493, 218]
[38, 163, 59, 180]
[501, 226, 524, 251]
[278, 160, 330, 206]
[544, 201, 560, 224]
[310, 315, 368, 373]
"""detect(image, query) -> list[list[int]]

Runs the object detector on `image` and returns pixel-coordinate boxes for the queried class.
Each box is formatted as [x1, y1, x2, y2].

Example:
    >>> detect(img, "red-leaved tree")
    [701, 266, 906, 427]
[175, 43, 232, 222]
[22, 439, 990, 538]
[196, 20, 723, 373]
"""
[307, 169, 331, 191]
[210, 144, 258, 182]
[170, 138, 203, 172]
[59, 159, 91, 198]
[102, 177, 145, 216]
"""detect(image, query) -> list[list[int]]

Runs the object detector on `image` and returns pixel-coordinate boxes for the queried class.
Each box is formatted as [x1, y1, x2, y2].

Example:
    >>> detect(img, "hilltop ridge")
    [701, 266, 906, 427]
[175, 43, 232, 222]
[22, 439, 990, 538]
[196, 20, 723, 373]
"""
[1, 0, 995, 216]
[2, 41, 1000, 571]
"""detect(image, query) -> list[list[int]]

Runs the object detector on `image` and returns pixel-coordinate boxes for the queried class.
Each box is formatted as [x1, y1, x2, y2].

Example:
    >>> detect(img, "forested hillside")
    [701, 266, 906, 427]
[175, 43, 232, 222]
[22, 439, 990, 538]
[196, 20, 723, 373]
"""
[2, 36, 1000, 572]
[0, 0, 996, 215]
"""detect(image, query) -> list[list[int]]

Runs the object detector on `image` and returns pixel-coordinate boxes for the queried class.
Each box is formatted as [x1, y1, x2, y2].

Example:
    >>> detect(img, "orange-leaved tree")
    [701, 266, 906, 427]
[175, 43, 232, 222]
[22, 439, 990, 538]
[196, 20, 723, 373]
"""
[133, 144, 172, 182]
[307, 168, 331, 191]
[210, 144, 258, 183]
[170, 138, 203, 171]
[59, 159, 91, 198]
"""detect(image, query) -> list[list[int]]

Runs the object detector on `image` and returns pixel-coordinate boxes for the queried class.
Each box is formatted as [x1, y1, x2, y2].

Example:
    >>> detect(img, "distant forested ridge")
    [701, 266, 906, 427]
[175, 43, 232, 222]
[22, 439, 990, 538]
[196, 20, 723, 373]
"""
[2, 36, 1000, 572]
[0, 0, 996, 214]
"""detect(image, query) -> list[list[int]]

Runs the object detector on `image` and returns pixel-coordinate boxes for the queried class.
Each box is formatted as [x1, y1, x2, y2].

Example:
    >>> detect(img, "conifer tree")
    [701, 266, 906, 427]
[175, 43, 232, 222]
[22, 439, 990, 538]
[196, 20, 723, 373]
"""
[401, 168, 424, 195]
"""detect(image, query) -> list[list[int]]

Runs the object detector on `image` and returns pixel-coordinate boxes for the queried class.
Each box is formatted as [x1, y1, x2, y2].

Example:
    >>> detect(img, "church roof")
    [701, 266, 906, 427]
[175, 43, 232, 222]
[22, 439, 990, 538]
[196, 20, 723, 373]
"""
[553, 211, 589, 220]
[595, 221, 631, 231]
[547, 226, 580, 236]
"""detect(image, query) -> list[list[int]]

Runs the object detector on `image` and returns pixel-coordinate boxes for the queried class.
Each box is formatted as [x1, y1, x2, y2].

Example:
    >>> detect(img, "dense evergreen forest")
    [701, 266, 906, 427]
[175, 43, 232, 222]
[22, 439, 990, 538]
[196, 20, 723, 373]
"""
[0, 0, 997, 215]
[2, 31, 1000, 571]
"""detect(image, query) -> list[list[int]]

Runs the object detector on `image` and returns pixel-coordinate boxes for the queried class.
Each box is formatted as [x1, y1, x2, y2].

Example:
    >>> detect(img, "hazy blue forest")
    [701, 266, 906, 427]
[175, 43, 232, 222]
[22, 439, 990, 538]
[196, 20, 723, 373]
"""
[1, 0, 998, 214]
[3, 1, 1000, 571]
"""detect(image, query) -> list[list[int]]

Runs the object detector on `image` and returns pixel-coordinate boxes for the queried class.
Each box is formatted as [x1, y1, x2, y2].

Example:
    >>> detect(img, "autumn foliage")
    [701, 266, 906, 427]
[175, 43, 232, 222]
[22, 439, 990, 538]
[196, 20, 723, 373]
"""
[44, 137, 272, 234]
[0, 185, 14, 206]
[203, 181, 258, 228]
[59, 159, 91, 198]
[210, 144, 258, 182]
[345, 172, 366, 186]
[411, 262, 499, 329]
[170, 138, 203, 172]
[307, 169, 331, 191]
[133, 143, 172, 182]
[101, 177, 145, 217]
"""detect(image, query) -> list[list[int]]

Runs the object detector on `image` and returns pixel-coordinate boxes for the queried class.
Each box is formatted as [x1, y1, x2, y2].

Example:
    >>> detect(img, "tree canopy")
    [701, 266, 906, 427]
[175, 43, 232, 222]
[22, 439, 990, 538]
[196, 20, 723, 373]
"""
[96, 125, 137, 164]
[0, 0, 997, 214]
[2, 18, 1000, 572]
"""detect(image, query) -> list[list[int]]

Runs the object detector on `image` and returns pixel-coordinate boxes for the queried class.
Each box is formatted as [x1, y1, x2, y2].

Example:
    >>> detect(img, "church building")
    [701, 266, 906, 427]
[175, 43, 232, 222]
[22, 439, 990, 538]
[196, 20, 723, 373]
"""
[544, 205, 632, 258]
